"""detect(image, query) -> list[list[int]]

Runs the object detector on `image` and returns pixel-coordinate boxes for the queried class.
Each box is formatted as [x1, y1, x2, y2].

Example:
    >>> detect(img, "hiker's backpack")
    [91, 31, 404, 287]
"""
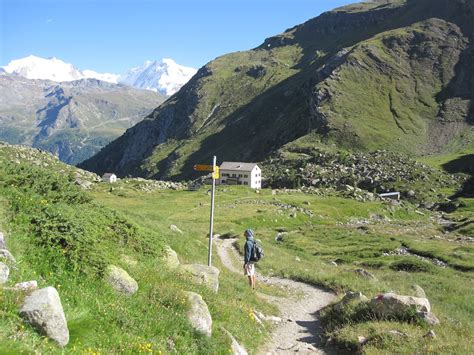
[251, 241, 264, 262]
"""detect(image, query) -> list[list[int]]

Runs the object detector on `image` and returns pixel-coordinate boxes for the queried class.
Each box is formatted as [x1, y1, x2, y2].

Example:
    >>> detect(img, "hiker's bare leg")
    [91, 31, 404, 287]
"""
[251, 275, 256, 289]
[248, 276, 252, 287]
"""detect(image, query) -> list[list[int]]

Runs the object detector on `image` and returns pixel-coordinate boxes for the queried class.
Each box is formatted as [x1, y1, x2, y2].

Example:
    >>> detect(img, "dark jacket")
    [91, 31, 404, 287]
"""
[244, 237, 254, 264]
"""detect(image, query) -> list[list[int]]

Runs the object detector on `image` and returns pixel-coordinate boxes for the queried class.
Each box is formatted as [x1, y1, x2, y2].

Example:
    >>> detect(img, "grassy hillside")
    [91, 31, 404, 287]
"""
[80, 0, 474, 181]
[1, 143, 473, 353]
[0, 144, 274, 353]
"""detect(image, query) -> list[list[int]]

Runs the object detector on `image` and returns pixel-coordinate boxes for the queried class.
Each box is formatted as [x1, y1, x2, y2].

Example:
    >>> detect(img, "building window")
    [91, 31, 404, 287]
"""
[244, 174, 248, 178]
[232, 174, 236, 177]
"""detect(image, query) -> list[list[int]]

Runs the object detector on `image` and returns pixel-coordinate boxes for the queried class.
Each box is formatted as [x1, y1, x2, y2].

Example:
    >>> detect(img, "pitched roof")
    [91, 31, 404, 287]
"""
[219, 162, 258, 171]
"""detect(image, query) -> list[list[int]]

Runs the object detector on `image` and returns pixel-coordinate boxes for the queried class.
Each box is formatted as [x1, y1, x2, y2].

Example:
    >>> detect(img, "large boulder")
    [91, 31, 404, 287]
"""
[185, 291, 212, 337]
[162, 246, 180, 269]
[221, 327, 248, 355]
[106, 265, 138, 295]
[0, 262, 9, 284]
[19, 287, 69, 347]
[180, 264, 220, 293]
[370, 292, 431, 318]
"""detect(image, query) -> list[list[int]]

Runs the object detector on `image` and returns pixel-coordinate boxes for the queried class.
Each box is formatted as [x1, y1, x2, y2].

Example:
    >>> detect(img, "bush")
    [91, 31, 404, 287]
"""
[389, 258, 432, 272]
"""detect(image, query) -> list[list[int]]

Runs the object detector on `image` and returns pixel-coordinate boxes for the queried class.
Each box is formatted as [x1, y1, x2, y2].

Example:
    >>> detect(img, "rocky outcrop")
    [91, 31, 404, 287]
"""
[180, 264, 220, 293]
[162, 246, 180, 269]
[354, 268, 377, 280]
[19, 287, 69, 347]
[185, 291, 212, 337]
[370, 292, 439, 324]
[106, 265, 138, 295]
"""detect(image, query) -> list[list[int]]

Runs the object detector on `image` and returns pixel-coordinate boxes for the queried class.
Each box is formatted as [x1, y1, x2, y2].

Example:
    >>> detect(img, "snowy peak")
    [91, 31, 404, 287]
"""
[2, 55, 120, 83]
[119, 59, 197, 95]
[2, 55, 197, 96]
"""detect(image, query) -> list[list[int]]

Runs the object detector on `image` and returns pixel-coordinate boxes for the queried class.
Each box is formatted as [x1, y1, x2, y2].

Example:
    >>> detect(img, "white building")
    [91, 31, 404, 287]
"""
[102, 173, 117, 183]
[219, 162, 261, 189]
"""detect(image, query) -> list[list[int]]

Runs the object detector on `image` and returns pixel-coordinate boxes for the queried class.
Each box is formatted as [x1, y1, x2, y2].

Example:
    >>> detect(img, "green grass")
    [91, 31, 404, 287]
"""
[92, 183, 473, 354]
[0, 146, 275, 353]
[2, 143, 473, 353]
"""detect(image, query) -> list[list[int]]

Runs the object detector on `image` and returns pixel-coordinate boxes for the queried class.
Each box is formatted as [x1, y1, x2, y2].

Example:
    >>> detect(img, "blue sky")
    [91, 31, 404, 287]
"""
[1, 0, 360, 73]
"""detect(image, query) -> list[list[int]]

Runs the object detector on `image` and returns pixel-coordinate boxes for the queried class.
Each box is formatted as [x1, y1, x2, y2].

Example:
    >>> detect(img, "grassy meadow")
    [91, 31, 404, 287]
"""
[0, 143, 472, 353]
[93, 183, 473, 354]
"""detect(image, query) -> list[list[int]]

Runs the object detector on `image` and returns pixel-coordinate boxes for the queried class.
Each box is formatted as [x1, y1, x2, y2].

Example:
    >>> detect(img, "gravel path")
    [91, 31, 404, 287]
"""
[215, 237, 337, 354]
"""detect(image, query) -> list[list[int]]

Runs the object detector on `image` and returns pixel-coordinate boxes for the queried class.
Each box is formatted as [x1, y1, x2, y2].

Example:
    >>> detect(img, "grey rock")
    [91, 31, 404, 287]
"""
[334, 291, 368, 310]
[417, 311, 440, 325]
[221, 327, 248, 355]
[106, 265, 138, 295]
[185, 291, 212, 337]
[0, 262, 9, 284]
[358, 336, 367, 345]
[0, 249, 16, 264]
[19, 287, 69, 347]
[370, 293, 431, 319]
[170, 224, 183, 234]
[0, 232, 5, 249]
[162, 246, 180, 269]
[180, 264, 220, 293]
[411, 284, 426, 298]
[355, 268, 377, 280]
[14, 280, 38, 291]
[424, 330, 436, 338]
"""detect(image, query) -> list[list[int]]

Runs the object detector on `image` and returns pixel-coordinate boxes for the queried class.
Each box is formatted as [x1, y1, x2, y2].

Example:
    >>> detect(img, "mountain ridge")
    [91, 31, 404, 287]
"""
[79, 0, 474, 180]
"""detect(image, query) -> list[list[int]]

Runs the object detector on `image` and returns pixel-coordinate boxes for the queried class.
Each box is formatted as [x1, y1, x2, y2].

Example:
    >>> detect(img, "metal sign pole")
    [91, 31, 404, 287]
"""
[208, 155, 217, 266]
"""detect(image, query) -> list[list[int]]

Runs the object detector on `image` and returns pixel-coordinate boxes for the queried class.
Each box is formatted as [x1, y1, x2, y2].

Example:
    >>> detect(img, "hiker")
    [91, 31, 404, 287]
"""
[243, 229, 257, 290]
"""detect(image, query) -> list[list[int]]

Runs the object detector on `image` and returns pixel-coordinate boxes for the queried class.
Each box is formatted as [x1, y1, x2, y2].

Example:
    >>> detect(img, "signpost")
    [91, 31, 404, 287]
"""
[194, 156, 218, 267]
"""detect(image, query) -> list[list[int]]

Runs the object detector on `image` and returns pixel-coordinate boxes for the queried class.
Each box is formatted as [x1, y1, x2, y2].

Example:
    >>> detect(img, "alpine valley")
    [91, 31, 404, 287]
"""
[80, 0, 474, 184]
[0, 56, 197, 164]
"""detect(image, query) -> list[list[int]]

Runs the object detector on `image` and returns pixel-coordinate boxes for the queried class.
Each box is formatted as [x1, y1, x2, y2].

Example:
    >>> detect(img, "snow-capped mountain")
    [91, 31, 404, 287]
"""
[1, 55, 197, 96]
[2, 55, 120, 83]
[119, 59, 197, 95]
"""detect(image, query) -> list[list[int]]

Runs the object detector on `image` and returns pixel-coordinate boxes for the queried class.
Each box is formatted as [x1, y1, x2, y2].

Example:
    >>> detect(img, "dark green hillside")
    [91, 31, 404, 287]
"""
[80, 0, 474, 180]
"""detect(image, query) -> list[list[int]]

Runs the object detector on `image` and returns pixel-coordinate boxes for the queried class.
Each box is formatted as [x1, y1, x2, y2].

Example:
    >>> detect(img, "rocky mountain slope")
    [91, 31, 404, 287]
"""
[0, 73, 165, 164]
[80, 0, 474, 180]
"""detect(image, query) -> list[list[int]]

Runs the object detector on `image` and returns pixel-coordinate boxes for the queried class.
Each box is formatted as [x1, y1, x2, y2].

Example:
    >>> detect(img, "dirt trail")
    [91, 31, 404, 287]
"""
[215, 237, 337, 354]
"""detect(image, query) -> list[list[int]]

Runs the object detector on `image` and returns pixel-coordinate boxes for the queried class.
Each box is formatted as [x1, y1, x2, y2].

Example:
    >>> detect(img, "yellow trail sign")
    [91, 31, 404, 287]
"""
[194, 164, 214, 172]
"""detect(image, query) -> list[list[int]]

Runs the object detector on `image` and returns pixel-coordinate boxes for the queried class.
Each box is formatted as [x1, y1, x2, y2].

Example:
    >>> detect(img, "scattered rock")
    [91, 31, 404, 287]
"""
[334, 291, 369, 310]
[0, 262, 9, 284]
[355, 268, 377, 280]
[330, 261, 338, 267]
[358, 336, 367, 345]
[417, 311, 440, 325]
[0, 249, 16, 264]
[14, 280, 38, 291]
[180, 264, 220, 293]
[295, 256, 301, 262]
[185, 291, 212, 337]
[19, 287, 69, 347]
[106, 265, 138, 295]
[387, 330, 408, 337]
[170, 224, 183, 234]
[407, 190, 416, 197]
[0, 232, 5, 249]
[162, 246, 180, 269]
[275, 232, 284, 242]
[424, 330, 436, 339]
[411, 284, 426, 298]
[370, 293, 431, 319]
[221, 327, 248, 355]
